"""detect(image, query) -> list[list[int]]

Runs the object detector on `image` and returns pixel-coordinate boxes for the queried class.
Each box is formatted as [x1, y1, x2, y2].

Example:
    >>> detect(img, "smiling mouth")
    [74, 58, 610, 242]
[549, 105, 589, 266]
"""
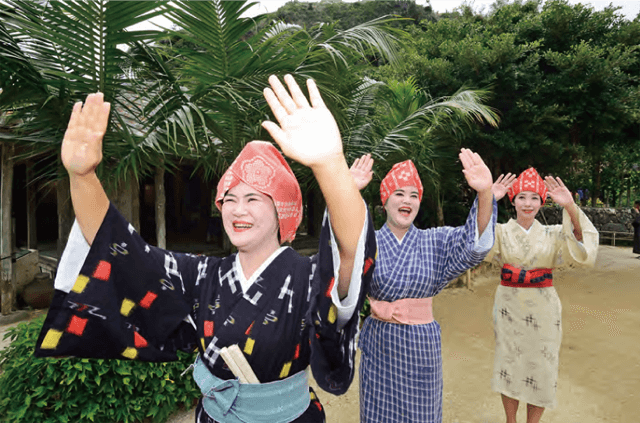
[232, 221, 253, 232]
[399, 207, 412, 216]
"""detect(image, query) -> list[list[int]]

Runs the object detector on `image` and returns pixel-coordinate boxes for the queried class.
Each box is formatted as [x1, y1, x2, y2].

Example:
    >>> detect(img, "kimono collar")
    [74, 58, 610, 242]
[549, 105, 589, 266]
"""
[509, 218, 541, 235]
[235, 246, 289, 293]
[383, 222, 416, 245]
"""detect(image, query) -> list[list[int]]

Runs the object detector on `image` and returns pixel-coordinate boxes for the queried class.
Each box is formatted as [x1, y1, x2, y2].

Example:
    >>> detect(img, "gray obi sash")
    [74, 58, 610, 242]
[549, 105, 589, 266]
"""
[192, 355, 310, 422]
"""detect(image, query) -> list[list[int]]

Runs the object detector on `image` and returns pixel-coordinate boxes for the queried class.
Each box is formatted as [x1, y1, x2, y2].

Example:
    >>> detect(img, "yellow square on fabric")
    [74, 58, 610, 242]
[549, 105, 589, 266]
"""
[41, 329, 63, 349]
[279, 361, 292, 378]
[327, 304, 337, 324]
[122, 347, 138, 359]
[244, 338, 255, 355]
[71, 275, 90, 293]
[120, 299, 136, 317]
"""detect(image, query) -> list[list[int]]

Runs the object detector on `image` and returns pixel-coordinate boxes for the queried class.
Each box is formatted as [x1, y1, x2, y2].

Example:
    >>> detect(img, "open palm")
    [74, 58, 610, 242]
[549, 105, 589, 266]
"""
[544, 176, 574, 208]
[262, 75, 342, 168]
[459, 148, 492, 193]
[61, 93, 111, 177]
[492, 173, 516, 201]
[350, 154, 374, 190]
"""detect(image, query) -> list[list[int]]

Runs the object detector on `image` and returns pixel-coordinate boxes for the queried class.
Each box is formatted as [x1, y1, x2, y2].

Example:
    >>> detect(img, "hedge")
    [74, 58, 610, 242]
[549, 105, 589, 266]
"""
[0, 315, 199, 423]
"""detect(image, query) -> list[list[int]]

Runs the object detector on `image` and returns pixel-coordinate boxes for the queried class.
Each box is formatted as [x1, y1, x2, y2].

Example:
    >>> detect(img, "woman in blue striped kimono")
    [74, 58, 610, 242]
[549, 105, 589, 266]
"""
[351, 151, 497, 422]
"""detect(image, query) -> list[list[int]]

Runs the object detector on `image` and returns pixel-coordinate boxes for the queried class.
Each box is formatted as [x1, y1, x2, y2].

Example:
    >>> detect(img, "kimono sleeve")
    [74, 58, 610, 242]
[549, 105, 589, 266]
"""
[436, 196, 498, 288]
[307, 206, 376, 396]
[558, 206, 599, 268]
[483, 223, 505, 265]
[34, 203, 212, 362]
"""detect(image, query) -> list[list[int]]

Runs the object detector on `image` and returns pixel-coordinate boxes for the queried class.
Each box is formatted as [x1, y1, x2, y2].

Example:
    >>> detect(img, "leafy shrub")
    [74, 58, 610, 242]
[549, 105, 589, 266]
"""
[0, 315, 199, 423]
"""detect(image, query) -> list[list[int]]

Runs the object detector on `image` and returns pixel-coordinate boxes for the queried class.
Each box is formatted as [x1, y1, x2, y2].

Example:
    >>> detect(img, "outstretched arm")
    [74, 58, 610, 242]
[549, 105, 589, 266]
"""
[61, 93, 111, 245]
[262, 75, 366, 299]
[459, 148, 493, 235]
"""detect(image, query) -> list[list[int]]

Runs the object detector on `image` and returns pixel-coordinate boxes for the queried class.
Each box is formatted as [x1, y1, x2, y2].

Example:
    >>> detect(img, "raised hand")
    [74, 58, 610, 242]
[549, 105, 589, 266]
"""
[61, 93, 111, 177]
[459, 148, 492, 193]
[492, 173, 516, 201]
[262, 75, 343, 168]
[349, 154, 374, 191]
[544, 176, 574, 208]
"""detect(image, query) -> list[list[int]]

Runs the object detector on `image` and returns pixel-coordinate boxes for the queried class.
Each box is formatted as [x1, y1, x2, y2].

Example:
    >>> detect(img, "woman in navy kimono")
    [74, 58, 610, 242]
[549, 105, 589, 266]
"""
[351, 152, 497, 423]
[35, 75, 376, 423]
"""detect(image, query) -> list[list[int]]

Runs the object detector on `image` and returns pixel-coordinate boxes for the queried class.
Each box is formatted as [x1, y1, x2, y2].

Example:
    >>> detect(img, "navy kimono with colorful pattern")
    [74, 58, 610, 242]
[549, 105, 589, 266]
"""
[35, 204, 376, 422]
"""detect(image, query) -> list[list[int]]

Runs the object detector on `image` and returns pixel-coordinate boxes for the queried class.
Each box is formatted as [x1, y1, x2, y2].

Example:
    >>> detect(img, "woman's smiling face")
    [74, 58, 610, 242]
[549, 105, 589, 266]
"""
[513, 191, 542, 222]
[384, 185, 420, 232]
[221, 182, 279, 252]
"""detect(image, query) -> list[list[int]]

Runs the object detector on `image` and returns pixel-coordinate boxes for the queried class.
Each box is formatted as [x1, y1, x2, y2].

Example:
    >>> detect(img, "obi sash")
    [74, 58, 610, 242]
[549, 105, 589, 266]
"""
[369, 297, 434, 325]
[192, 355, 310, 423]
[500, 263, 553, 288]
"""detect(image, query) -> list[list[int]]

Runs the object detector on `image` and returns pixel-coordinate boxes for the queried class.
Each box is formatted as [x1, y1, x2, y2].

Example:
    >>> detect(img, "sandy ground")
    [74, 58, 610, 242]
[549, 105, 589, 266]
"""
[2, 245, 638, 423]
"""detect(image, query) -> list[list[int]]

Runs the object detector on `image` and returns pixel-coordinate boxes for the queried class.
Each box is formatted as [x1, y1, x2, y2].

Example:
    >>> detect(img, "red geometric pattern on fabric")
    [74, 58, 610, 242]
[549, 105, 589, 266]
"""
[92, 260, 111, 281]
[380, 160, 423, 205]
[139, 291, 158, 309]
[66, 315, 88, 336]
[293, 343, 300, 360]
[245, 321, 254, 336]
[134, 331, 148, 348]
[508, 167, 548, 204]
[214, 141, 303, 243]
[204, 320, 214, 338]
[325, 277, 335, 298]
[363, 257, 374, 275]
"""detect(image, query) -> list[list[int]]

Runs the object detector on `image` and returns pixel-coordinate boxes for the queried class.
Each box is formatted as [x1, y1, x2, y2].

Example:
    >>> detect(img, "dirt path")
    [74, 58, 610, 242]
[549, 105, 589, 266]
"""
[2, 246, 637, 422]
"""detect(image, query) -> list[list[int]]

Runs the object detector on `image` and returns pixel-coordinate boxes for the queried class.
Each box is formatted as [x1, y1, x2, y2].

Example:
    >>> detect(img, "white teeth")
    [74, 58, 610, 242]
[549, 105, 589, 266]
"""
[234, 224, 252, 228]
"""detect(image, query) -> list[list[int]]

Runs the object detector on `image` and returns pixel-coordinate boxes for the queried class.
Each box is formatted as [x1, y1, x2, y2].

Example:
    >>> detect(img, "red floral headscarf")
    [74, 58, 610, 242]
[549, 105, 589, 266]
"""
[380, 160, 423, 206]
[507, 167, 548, 205]
[215, 141, 303, 243]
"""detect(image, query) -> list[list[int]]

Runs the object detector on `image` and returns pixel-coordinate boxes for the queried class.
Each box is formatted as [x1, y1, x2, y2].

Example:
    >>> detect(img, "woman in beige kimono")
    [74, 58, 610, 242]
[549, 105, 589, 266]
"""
[486, 168, 599, 423]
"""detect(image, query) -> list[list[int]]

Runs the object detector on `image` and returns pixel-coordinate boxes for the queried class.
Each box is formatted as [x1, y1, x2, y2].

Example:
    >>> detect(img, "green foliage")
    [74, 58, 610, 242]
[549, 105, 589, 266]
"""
[369, 0, 640, 216]
[269, 0, 436, 30]
[0, 315, 199, 423]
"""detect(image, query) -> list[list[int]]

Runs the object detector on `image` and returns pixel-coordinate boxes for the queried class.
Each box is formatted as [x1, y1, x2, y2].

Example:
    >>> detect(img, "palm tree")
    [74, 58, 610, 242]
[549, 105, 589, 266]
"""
[0, 0, 172, 314]
[341, 76, 498, 226]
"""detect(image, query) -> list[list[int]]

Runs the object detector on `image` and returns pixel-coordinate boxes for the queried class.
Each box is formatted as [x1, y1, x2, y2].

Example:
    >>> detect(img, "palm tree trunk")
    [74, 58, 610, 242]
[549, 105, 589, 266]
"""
[1, 143, 15, 315]
[111, 173, 140, 231]
[26, 160, 37, 249]
[155, 166, 166, 249]
[436, 191, 445, 226]
[56, 176, 74, 260]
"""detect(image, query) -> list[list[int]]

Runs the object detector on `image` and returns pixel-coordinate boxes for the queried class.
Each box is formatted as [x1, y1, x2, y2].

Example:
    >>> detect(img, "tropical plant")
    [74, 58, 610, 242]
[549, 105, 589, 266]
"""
[340, 76, 499, 226]
[0, 0, 170, 183]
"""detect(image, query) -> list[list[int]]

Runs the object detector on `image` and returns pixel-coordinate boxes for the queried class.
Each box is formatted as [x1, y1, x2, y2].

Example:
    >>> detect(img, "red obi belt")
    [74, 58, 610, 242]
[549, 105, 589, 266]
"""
[500, 263, 553, 288]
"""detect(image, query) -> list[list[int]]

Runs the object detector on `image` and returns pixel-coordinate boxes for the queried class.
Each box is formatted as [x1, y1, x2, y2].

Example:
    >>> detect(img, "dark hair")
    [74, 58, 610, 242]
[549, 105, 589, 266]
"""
[634, 200, 640, 207]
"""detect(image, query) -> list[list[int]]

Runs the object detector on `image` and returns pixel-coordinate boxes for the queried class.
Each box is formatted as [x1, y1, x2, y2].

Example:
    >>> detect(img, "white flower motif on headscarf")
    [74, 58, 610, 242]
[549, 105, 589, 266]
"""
[398, 169, 411, 181]
[241, 157, 275, 191]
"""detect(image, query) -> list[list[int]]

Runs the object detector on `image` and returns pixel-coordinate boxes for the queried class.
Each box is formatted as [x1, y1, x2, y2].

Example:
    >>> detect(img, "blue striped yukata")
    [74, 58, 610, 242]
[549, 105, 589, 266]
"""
[359, 197, 497, 422]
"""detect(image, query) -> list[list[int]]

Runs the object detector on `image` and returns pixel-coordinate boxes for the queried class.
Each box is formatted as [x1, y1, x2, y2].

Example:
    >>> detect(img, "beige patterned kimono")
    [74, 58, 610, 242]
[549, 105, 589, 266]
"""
[484, 207, 598, 408]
